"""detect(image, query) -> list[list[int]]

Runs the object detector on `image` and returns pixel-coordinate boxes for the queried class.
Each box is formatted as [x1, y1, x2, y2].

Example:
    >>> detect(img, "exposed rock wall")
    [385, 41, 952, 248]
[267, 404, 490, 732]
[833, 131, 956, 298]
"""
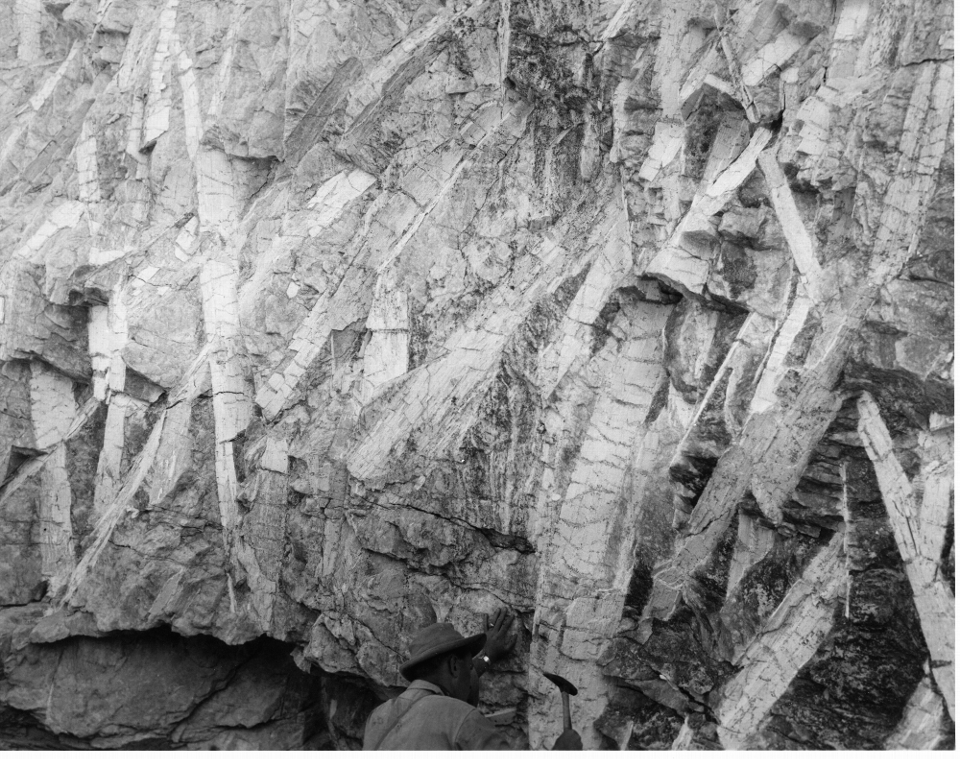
[0, 0, 953, 750]
[0, 605, 330, 749]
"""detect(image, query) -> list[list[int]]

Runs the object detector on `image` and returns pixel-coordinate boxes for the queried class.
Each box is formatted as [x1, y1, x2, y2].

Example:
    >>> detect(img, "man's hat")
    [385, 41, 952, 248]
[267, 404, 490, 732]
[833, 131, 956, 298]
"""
[399, 622, 486, 681]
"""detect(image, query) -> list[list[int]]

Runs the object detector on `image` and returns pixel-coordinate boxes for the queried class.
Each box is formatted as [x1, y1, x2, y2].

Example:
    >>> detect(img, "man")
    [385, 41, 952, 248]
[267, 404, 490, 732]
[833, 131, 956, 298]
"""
[363, 610, 582, 750]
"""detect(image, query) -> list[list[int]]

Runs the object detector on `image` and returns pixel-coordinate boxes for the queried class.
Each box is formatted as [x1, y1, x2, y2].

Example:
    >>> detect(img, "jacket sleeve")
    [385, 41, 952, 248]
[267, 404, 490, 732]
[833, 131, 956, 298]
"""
[455, 710, 514, 750]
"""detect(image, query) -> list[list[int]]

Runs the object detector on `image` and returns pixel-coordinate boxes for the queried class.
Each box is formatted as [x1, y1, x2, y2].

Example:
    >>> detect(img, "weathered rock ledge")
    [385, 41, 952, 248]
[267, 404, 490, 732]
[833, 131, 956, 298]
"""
[0, 0, 954, 750]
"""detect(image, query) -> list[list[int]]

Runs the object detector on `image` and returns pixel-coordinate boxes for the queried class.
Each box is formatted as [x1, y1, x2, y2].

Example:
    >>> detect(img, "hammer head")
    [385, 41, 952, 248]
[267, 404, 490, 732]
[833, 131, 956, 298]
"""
[543, 671, 579, 696]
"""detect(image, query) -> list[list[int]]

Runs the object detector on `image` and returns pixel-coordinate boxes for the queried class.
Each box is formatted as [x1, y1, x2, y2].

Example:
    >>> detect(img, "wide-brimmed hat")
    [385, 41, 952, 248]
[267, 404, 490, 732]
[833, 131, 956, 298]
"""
[399, 622, 486, 681]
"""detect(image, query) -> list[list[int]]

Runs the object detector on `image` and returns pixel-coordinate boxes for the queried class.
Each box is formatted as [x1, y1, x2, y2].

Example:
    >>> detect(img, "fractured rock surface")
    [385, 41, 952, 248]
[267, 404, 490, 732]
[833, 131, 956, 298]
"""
[0, 605, 327, 749]
[0, 0, 953, 750]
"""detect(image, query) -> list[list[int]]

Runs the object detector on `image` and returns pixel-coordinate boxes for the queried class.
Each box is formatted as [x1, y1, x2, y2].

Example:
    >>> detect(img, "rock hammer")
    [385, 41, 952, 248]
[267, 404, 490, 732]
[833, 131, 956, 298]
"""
[543, 671, 578, 731]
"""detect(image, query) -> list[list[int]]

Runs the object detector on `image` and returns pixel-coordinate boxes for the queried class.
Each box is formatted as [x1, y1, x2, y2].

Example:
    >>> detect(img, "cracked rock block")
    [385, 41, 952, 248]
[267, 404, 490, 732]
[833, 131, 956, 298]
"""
[0, 260, 90, 380]
[210, 0, 289, 160]
[0, 361, 35, 478]
[0, 472, 44, 606]
[0, 0, 953, 750]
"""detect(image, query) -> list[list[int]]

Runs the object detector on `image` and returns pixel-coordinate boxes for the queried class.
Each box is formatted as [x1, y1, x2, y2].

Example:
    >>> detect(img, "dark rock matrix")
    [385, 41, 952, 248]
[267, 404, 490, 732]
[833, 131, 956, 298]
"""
[0, 0, 953, 749]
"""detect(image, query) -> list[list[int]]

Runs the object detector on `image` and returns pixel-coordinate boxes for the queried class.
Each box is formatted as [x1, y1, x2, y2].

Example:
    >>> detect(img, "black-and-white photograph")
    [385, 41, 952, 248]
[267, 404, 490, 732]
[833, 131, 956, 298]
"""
[0, 0, 953, 750]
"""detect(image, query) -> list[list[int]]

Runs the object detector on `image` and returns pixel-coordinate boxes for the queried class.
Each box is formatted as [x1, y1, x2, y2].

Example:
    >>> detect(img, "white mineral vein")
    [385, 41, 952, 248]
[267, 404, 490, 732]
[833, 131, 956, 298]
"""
[15, 0, 43, 62]
[757, 151, 824, 302]
[0, 0, 952, 749]
[857, 393, 954, 719]
[200, 261, 251, 549]
[142, 0, 178, 148]
[885, 669, 948, 750]
[716, 530, 845, 747]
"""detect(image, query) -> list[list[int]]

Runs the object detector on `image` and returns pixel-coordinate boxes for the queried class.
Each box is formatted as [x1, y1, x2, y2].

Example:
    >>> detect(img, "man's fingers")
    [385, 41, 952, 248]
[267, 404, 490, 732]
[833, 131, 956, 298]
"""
[486, 608, 517, 648]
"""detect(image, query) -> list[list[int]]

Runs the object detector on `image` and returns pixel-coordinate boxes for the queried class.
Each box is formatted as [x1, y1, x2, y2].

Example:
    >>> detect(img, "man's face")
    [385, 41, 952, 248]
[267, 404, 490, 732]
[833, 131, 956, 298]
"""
[468, 666, 480, 706]
[451, 652, 475, 702]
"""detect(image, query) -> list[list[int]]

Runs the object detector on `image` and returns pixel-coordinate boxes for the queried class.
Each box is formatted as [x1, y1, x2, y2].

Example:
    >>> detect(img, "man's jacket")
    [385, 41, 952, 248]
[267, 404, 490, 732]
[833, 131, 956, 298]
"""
[362, 679, 511, 750]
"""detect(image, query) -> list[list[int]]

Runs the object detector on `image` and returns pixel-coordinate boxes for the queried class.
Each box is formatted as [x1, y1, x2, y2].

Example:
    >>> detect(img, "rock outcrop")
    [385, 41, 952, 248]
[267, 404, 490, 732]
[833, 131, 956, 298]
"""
[0, 0, 953, 750]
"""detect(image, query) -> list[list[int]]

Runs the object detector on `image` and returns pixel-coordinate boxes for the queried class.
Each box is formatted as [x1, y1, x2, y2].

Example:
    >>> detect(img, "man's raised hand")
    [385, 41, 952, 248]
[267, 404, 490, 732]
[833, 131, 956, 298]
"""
[483, 607, 517, 662]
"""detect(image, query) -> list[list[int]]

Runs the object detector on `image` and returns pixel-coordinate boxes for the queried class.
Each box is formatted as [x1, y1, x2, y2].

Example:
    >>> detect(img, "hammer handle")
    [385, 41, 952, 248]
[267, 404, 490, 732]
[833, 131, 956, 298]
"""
[560, 691, 572, 731]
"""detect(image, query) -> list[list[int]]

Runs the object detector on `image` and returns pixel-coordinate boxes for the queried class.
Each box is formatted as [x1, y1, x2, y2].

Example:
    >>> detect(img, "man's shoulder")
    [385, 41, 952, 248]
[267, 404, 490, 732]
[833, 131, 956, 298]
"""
[414, 695, 506, 749]
[365, 698, 394, 721]
[418, 692, 479, 719]
[400, 682, 476, 713]
[366, 685, 474, 727]
[379, 689, 484, 731]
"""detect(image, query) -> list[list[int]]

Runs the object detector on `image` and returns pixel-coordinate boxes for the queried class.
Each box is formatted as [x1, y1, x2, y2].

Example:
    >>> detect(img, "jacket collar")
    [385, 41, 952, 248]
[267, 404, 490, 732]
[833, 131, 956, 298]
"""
[408, 679, 449, 697]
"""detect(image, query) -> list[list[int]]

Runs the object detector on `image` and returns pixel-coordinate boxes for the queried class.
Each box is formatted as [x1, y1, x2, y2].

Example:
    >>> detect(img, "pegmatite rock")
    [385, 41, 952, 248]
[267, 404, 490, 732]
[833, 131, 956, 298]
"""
[0, 0, 953, 750]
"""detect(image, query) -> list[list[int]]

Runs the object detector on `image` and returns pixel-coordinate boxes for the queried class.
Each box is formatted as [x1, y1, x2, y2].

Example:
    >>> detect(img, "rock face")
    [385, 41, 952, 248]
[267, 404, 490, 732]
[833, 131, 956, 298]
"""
[0, 605, 329, 749]
[0, 0, 953, 750]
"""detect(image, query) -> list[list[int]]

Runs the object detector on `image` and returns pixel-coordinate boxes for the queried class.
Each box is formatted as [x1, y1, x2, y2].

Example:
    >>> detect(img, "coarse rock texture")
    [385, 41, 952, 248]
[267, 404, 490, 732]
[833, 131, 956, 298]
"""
[0, 0, 953, 750]
[0, 604, 332, 749]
